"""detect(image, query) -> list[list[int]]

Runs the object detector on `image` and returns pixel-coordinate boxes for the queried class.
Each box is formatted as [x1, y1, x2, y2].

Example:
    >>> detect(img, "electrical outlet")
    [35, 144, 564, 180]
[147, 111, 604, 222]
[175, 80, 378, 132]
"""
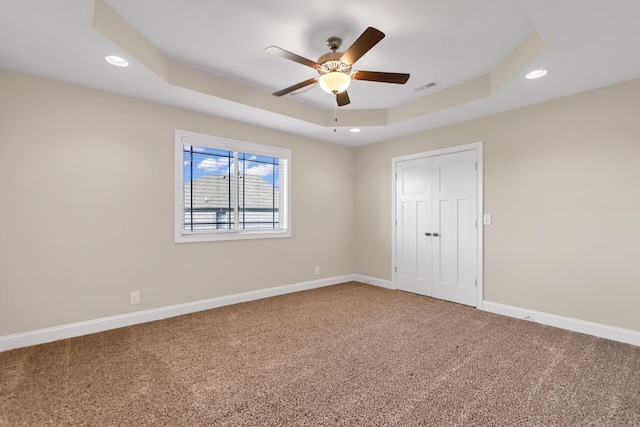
[130, 291, 140, 305]
[315, 266, 320, 275]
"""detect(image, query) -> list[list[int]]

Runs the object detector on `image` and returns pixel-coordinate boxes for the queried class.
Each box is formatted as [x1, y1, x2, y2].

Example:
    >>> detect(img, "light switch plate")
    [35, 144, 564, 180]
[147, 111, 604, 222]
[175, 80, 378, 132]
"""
[483, 214, 492, 225]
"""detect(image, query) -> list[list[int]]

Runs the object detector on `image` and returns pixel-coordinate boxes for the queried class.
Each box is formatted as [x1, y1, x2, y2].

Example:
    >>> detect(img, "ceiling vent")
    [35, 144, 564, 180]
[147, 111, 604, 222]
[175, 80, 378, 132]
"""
[414, 81, 441, 92]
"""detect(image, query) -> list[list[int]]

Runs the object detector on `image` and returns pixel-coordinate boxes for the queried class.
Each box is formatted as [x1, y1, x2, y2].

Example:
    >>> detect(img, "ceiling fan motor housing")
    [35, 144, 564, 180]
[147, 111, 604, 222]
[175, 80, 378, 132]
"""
[317, 52, 352, 76]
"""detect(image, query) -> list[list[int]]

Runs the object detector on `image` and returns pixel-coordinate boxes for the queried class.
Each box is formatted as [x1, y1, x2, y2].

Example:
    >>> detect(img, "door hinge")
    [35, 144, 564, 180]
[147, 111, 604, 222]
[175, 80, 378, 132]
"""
[475, 220, 477, 228]
[395, 266, 397, 273]
[475, 278, 478, 287]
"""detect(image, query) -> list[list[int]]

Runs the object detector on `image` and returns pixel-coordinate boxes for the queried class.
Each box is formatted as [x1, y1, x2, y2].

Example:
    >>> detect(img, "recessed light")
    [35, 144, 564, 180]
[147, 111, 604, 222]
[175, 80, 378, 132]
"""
[105, 55, 129, 67]
[525, 69, 547, 80]
[350, 128, 361, 133]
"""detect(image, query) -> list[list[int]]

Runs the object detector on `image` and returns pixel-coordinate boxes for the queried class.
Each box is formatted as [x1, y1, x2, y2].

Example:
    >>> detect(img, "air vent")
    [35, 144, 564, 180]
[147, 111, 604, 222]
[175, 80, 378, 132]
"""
[414, 81, 441, 92]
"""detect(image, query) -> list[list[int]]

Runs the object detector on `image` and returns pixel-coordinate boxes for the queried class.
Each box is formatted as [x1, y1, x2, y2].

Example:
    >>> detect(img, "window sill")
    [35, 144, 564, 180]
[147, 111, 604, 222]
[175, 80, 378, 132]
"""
[175, 229, 291, 243]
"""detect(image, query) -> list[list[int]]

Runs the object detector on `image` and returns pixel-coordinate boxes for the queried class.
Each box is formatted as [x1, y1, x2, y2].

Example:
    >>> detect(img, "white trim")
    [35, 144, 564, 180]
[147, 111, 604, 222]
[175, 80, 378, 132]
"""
[352, 274, 394, 290]
[391, 142, 484, 308]
[391, 160, 397, 290]
[392, 142, 482, 163]
[483, 301, 640, 347]
[3, 277, 639, 352]
[476, 143, 484, 310]
[0, 275, 355, 352]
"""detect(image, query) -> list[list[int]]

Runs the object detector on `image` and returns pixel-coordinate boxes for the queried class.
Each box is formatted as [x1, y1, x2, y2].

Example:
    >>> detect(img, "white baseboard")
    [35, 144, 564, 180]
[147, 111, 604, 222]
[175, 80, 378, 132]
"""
[5, 278, 637, 352]
[353, 274, 394, 289]
[0, 275, 356, 352]
[483, 301, 640, 347]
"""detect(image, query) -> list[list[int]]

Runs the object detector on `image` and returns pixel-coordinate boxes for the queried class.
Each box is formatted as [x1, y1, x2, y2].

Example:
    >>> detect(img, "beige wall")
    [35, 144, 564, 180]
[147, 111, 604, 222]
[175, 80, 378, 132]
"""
[0, 70, 355, 335]
[355, 78, 640, 332]
[2, 68, 639, 337]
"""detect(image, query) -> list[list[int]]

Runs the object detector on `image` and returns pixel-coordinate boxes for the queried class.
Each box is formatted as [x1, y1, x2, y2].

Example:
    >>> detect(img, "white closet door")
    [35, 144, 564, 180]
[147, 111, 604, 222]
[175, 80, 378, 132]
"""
[431, 150, 478, 306]
[394, 149, 478, 306]
[395, 157, 432, 296]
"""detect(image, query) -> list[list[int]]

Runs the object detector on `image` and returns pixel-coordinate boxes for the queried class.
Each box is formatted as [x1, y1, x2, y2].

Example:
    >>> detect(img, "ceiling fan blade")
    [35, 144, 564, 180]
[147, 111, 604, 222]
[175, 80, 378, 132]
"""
[353, 70, 410, 84]
[336, 90, 350, 107]
[340, 27, 385, 65]
[265, 46, 320, 69]
[273, 78, 318, 96]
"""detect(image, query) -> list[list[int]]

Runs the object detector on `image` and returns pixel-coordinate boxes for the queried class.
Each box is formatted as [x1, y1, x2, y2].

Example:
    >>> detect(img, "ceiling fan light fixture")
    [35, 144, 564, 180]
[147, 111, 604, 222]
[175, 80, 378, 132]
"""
[319, 72, 351, 94]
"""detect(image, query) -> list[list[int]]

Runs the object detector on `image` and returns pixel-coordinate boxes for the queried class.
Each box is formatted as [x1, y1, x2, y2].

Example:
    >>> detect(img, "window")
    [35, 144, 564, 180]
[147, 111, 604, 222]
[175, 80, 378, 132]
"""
[175, 130, 290, 242]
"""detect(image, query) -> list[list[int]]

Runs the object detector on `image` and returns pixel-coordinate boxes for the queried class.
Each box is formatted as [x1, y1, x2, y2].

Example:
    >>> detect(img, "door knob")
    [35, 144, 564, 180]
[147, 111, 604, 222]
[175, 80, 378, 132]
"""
[433, 232, 439, 237]
[424, 232, 431, 236]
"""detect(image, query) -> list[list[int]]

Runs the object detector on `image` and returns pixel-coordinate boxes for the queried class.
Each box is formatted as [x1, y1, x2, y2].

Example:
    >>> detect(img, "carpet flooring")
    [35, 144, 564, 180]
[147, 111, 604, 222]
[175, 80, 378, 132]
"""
[1, 282, 639, 426]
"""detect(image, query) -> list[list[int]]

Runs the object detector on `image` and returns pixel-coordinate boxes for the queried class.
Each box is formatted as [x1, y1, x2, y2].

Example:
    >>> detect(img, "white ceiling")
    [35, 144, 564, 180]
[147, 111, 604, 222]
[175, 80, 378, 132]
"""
[1, 0, 640, 147]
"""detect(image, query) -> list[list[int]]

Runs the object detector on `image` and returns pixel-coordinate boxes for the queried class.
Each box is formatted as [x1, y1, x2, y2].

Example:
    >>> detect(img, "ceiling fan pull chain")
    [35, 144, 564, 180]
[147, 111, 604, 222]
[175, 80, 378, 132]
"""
[334, 108, 338, 132]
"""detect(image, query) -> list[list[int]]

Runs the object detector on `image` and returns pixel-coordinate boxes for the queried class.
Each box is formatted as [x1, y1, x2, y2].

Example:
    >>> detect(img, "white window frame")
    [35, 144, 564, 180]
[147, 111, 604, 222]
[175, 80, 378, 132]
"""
[175, 129, 291, 243]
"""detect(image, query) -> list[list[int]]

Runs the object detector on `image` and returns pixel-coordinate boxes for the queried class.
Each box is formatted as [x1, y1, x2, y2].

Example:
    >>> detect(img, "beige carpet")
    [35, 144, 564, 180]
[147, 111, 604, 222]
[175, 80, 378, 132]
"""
[1, 282, 639, 426]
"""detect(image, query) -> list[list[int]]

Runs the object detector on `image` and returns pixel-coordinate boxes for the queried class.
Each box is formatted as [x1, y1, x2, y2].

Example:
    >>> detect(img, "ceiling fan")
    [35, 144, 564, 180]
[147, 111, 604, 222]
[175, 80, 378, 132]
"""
[266, 27, 410, 107]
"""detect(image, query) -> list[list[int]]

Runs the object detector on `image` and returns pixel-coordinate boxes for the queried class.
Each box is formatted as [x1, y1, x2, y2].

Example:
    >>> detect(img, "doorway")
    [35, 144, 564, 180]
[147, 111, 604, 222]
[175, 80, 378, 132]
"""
[392, 143, 483, 307]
